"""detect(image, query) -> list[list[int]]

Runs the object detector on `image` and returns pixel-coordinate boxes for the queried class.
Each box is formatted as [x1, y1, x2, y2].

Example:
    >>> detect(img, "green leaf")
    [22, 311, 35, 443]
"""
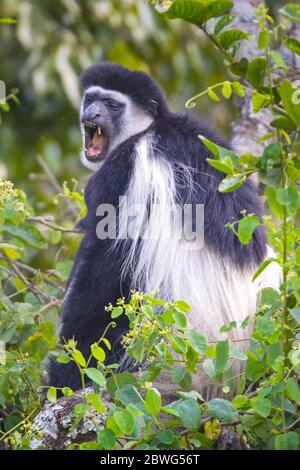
[113, 409, 135, 435]
[0, 242, 23, 260]
[156, 429, 175, 445]
[279, 3, 300, 23]
[101, 338, 111, 350]
[276, 187, 298, 215]
[283, 36, 300, 56]
[266, 342, 281, 366]
[72, 349, 86, 367]
[255, 316, 277, 339]
[229, 346, 247, 361]
[97, 429, 116, 450]
[214, 13, 234, 35]
[199, 135, 220, 156]
[289, 349, 300, 366]
[91, 343, 106, 362]
[208, 88, 220, 102]
[206, 158, 232, 174]
[252, 93, 270, 113]
[215, 340, 229, 373]
[219, 321, 237, 333]
[144, 388, 162, 416]
[47, 387, 57, 404]
[275, 432, 299, 450]
[141, 304, 153, 316]
[174, 300, 190, 312]
[265, 187, 284, 218]
[173, 310, 187, 328]
[230, 58, 249, 77]
[204, 1, 234, 22]
[279, 80, 300, 126]
[232, 395, 248, 409]
[48, 228, 61, 245]
[270, 51, 287, 70]
[232, 81, 245, 97]
[115, 384, 143, 406]
[290, 307, 300, 325]
[203, 358, 221, 381]
[258, 30, 269, 50]
[218, 175, 246, 193]
[246, 57, 267, 89]
[126, 404, 145, 417]
[285, 378, 300, 405]
[218, 29, 248, 50]
[207, 398, 237, 421]
[187, 330, 207, 354]
[78, 442, 99, 450]
[111, 307, 123, 319]
[0, 101, 10, 112]
[162, 1, 233, 27]
[172, 367, 192, 389]
[174, 399, 201, 431]
[162, 1, 207, 26]
[0, 18, 17, 24]
[87, 393, 105, 414]
[222, 81, 232, 99]
[0, 223, 47, 249]
[237, 215, 260, 245]
[200, 135, 240, 166]
[172, 336, 187, 353]
[56, 355, 72, 364]
[271, 115, 296, 132]
[250, 397, 271, 417]
[62, 387, 73, 397]
[84, 368, 106, 387]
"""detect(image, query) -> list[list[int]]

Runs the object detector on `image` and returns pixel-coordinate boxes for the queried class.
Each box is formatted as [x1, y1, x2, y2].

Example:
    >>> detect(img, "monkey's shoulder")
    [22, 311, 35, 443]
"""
[153, 111, 227, 146]
[150, 112, 228, 176]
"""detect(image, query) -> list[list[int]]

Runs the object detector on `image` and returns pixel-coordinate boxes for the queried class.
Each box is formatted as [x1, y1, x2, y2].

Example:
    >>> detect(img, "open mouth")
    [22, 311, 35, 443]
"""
[84, 123, 108, 162]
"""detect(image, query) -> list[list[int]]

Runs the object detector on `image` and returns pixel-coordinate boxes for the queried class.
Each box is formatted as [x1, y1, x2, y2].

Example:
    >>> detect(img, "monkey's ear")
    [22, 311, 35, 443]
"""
[149, 99, 159, 116]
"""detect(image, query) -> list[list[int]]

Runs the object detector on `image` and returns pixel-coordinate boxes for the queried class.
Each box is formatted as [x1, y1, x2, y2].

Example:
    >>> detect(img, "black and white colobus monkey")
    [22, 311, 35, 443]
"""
[49, 62, 279, 392]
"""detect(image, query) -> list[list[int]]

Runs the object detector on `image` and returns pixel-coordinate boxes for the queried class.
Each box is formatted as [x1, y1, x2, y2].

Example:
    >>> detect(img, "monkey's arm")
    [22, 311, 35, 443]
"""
[48, 138, 139, 390]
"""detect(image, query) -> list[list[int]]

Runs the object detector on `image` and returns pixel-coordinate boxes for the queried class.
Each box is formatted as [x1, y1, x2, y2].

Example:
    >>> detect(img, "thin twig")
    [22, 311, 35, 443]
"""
[33, 299, 61, 320]
[0, 255, 65, 294]
[36, 155, 78, 218]
[36, 155, 62, 194]
[27, 215, 83, 234]
[1, 256, 55, 302]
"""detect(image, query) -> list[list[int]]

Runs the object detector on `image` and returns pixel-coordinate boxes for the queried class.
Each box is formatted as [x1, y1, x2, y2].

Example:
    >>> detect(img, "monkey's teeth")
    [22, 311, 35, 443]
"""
[98, 127, 102, 135]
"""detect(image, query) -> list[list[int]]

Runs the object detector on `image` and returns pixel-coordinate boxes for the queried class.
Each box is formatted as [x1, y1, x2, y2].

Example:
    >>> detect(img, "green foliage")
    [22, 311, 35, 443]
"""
[24, 287, 297, 450]
[161, 0, 234, 27]
[0, 177, 82, 446]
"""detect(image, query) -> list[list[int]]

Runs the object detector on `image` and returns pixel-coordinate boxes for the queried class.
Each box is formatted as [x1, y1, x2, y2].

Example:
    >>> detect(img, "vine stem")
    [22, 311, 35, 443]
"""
[0, 408, 37, 441]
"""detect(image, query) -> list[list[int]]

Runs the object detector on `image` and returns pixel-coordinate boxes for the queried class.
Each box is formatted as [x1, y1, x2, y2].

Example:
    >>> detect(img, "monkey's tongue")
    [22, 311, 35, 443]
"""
[87, 132, 105, 157]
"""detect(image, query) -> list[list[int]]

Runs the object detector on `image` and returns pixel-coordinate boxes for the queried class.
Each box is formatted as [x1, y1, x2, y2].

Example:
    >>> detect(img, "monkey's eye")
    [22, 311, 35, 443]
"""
[84, 95, 96, 106]
[104, 99, 122, 112]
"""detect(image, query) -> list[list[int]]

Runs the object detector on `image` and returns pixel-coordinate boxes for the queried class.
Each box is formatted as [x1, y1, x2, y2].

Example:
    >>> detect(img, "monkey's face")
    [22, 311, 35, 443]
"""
[80, 86, 125, 166]
[80, 85, 154, 171]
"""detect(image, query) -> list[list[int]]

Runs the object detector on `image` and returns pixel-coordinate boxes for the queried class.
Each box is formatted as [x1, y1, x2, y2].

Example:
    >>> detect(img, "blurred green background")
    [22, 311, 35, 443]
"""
[0, 0, 285, 206]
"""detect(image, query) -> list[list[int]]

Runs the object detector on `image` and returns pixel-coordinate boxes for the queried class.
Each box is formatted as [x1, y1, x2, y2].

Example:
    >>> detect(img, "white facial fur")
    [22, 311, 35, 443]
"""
[80, 86, 154, 171]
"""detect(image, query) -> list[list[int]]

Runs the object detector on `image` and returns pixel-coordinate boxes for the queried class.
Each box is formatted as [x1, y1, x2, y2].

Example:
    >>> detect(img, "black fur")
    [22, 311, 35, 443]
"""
[48, 63, 267, 391]
[81, 63, 169, 118]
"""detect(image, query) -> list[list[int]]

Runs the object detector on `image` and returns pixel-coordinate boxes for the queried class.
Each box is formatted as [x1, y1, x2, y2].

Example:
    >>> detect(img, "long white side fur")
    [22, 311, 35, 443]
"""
[117, 132, 280, 347]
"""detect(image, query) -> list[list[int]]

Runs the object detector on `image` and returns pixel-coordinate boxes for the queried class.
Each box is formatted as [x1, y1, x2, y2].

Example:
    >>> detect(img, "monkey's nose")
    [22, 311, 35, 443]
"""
[81, 104, 103, 123]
